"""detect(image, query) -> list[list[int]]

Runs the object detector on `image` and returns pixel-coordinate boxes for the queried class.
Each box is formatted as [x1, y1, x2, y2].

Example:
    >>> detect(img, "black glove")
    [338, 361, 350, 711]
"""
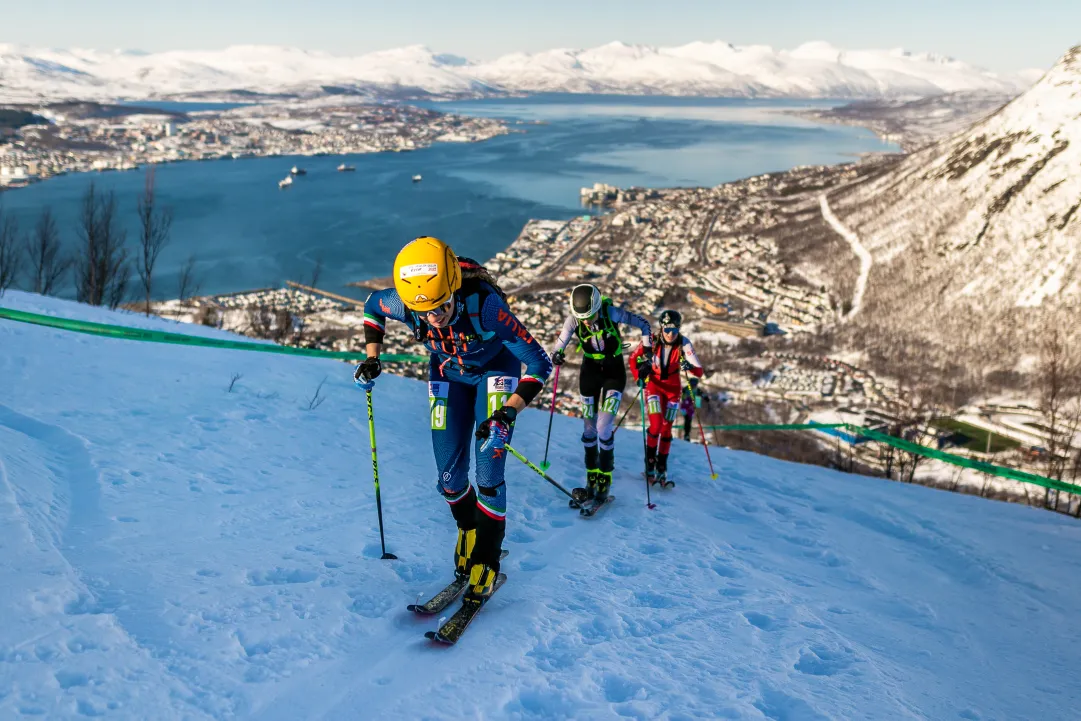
[679, 358, 695, 372]
[476, 406, 518, 449]
[353, 357, 382, 389]
[635, 354, 652, 379]
[552, 350, 565, 366]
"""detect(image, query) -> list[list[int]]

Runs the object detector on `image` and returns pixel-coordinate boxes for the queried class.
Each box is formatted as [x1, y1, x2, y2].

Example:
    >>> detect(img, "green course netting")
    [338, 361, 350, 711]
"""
[703, 423, 846, 432]
[704, 422, 1081, 496]
[0, 306, 428, 364]
[5, 306, 1077, 497]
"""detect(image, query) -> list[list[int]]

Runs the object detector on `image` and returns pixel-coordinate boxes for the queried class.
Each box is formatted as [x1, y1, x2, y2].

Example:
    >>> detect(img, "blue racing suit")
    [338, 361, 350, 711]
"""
[362, 280, 552, 568]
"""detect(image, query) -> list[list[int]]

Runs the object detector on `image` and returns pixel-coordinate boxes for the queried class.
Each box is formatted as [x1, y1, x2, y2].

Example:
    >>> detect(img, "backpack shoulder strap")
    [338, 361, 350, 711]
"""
[465, 290, 496, 341]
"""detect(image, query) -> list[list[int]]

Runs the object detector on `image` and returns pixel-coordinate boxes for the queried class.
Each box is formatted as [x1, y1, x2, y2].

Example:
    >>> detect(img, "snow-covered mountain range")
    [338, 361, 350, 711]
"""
[828, 45, 1081, 371]
[0, 40, 1041, 102]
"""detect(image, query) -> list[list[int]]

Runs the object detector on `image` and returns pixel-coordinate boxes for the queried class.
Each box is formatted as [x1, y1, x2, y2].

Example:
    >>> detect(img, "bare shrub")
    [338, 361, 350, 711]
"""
[136, 168, 173, 315]
[74, 182, 130, 308]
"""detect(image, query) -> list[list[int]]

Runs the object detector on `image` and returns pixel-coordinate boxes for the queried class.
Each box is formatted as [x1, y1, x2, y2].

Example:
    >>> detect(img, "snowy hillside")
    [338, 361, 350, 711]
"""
[2, 290, 1080, 720]
[824, 45, 1080, 370]
[0, 40, 1036, 102]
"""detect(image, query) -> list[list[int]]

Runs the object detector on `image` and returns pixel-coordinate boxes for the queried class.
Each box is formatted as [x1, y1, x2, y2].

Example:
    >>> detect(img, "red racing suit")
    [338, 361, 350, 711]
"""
[629, 335, 704, 455]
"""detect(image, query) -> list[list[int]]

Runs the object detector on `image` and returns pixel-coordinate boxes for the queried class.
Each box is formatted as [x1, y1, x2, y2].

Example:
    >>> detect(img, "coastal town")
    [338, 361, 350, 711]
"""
[136, 147, 1072, 509]
[2, 78, 1072, 511]
[0, 100, 508, 187]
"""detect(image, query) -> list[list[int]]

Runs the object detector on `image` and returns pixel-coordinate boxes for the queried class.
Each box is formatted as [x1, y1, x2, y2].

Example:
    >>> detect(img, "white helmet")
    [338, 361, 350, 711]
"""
[570, 284, 602, 320]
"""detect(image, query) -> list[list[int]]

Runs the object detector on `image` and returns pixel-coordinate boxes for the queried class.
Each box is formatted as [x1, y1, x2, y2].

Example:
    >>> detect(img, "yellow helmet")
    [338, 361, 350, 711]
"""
[393, 236, 462, 311]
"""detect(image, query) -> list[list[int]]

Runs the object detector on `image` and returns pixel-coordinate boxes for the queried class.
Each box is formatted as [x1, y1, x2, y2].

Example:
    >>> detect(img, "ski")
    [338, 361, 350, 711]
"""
[425, 573, 508, 645]
[579, 495, 615, 517]
[643, 472, 673, 489]
[408, 549, 508, 615]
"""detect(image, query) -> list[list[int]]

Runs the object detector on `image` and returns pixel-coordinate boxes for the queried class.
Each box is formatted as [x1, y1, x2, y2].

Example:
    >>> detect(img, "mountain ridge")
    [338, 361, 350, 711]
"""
[818, 45, 1081, 376]
[0, 40, 1039, 102]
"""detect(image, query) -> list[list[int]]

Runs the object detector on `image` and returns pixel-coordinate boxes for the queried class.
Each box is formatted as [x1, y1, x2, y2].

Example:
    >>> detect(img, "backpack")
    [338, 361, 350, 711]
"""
[411, 257, 507, 342]
[575, 296, 623, 360]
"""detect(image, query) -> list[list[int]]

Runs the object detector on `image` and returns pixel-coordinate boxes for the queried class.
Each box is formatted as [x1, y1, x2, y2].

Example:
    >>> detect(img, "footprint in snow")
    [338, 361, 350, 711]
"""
[743, 611, 777, 631]
[607, 558, 640, 577]
[794, 644, 857, 676]
[246, 568, 318, 586]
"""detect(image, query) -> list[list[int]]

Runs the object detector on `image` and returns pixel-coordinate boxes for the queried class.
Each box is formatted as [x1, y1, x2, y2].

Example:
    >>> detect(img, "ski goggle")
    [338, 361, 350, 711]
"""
[662, 326, 679, 334]
[423, 296, 455, 319]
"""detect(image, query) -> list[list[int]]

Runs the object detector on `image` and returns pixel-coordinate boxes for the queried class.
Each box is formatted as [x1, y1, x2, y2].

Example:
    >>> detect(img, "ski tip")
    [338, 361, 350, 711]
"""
[424, 631, 454, 645]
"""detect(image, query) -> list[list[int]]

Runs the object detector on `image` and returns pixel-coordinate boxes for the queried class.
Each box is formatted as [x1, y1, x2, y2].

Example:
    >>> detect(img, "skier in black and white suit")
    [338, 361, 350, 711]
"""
[550, 283, 652, 503]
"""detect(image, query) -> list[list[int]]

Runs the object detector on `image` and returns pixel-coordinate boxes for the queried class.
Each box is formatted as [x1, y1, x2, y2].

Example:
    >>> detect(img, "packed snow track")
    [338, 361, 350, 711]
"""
[1, 290, 1079, 720]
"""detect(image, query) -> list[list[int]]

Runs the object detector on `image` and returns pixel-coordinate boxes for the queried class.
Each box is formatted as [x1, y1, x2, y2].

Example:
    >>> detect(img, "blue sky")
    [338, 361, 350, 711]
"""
[4, 0, 1078, 72]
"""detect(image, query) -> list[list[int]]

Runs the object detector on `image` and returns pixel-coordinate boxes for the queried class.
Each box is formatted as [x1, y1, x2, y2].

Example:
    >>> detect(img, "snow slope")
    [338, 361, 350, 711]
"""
[0, 40, 1036, 102]
[1, 289, 1080, 720]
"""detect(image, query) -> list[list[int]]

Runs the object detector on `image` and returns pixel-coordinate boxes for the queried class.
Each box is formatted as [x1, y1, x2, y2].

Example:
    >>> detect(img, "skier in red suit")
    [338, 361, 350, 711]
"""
[629, 309, 704, 485]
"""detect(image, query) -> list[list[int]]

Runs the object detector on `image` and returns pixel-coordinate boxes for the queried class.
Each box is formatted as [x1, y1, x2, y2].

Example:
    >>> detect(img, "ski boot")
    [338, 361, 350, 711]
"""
[571, 470, 599, 506]
[454, 528, 476, 579]
[593, 470, 612, 502]
[645, 446, 658, 485]
[464, 562, 499, 603]
[656, 454, 673, 489]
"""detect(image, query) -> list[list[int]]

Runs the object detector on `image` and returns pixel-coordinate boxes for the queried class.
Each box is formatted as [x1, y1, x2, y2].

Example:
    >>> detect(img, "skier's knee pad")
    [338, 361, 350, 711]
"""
[598, 433, 615, 451]
[476, 481, 505, 497]
[581, 432, 598, 447]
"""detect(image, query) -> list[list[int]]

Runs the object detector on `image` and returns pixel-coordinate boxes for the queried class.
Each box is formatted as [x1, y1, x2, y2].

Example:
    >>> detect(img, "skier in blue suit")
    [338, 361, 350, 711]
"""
[354, 236, 552, 601]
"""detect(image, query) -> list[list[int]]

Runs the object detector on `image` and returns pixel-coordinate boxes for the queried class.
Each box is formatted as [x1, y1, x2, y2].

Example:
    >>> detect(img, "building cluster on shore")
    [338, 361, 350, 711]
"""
[0, 102, 508, 188]
[139, 151, 1069, 507]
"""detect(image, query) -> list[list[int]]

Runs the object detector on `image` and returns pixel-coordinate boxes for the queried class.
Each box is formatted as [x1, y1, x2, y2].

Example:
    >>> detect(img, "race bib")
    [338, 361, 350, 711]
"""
[646, 395, 662, 416]
[665, 401, 679, 422]
[429, 381, 449, 431]
[486, 376, 518, 418]
[581, 395, 596, 420]
[601, 390, 623, 415]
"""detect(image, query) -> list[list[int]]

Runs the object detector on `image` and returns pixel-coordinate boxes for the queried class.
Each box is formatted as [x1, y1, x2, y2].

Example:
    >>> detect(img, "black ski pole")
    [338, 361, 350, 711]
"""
[505, 443, 577, 500]
[540, 364, 560, 471]
[638, 381, 656, 509]
[365, 388, 397, 560]
[615, 386, 643, 431]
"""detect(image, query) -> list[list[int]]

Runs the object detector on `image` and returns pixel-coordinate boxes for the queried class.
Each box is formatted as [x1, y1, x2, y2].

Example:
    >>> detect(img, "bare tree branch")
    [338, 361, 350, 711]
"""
[24, 206, 68, 295]
[0, 205, 22, 297]
[309, 254, 324, 290]
[74, 182, 130, 308]
[177, 254, 201, 303]
[136, 168, 173, 315]
[306, 376, 328, 411]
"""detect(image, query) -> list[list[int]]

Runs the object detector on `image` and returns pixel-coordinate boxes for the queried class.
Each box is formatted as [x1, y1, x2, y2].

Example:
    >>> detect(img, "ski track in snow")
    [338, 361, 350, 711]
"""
[2, 289, 1081, 720]
[820, 193, 872, 321]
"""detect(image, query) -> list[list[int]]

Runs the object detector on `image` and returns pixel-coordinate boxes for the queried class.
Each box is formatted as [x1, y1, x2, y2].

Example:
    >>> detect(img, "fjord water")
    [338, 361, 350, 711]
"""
[2, 96, 895, 299]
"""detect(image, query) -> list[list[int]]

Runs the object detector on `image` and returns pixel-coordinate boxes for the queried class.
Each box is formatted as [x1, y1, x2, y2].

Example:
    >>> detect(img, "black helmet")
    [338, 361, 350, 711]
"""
[659, 309, 682, 330]
[570, 284, 602, 320]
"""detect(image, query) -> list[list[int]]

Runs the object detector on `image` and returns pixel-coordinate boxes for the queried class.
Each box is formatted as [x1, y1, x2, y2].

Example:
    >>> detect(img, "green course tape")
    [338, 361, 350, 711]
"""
[703, 423, 845, 432]
[704, 421, 1081, 496]
[6, 305, 1076, 497]
[0, 306, 427, 364]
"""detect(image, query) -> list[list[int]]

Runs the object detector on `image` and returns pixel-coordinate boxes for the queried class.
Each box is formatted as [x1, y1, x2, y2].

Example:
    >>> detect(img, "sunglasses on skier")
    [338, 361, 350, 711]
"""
[425, 297, 454, 316]
[423, 296, 457, 327]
